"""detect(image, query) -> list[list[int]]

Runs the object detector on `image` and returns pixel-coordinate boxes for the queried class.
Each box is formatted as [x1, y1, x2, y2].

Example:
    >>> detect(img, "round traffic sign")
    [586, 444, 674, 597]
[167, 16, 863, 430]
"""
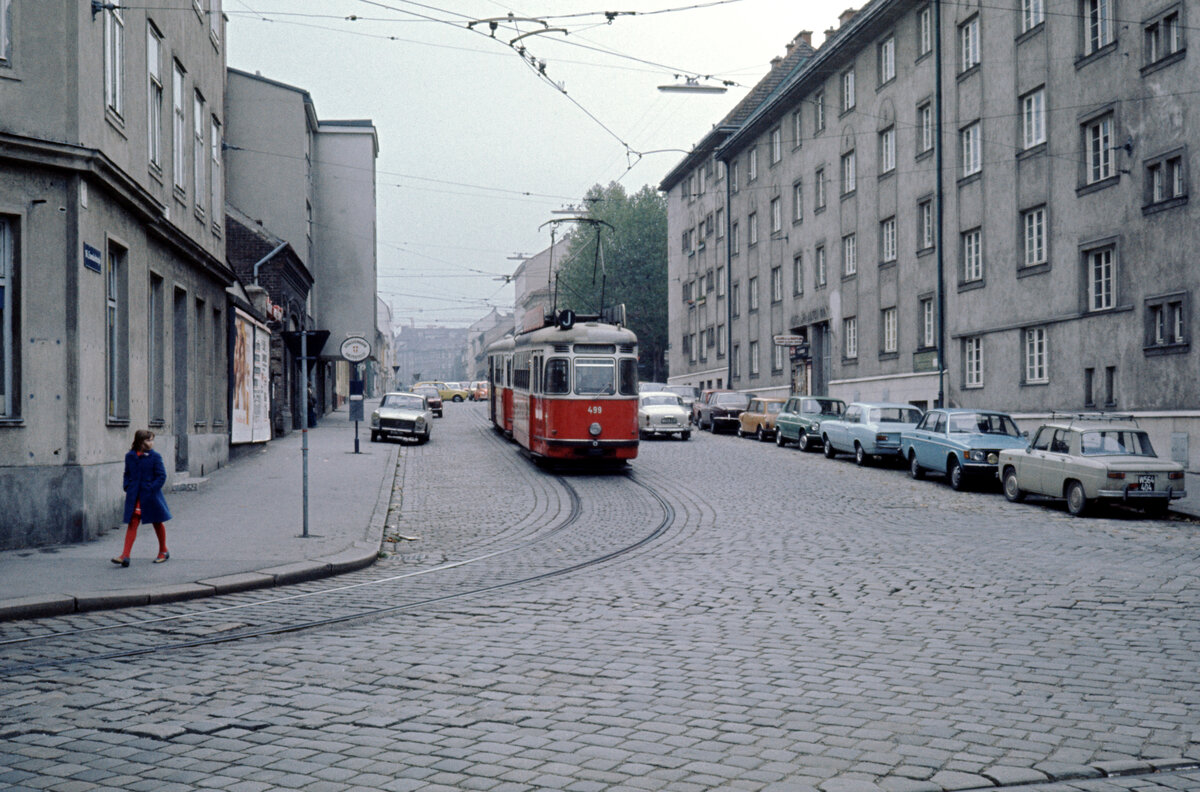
[340, 336, 371, 362]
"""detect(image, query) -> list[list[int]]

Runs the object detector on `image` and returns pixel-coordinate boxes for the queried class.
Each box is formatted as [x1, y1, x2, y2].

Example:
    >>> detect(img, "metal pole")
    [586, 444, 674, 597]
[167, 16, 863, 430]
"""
[301, 330, 310, 538]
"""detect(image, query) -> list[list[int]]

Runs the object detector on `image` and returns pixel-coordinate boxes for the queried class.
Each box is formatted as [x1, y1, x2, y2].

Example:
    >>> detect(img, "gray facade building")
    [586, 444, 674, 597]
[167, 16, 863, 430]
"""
[0, 1, 234, 548]
[394, 325, 468, 386]
[664, 0, 1199, 469]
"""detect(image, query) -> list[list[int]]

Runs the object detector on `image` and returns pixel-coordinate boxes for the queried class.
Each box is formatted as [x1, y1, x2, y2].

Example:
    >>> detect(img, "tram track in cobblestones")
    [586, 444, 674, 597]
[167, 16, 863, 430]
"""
[0, 422, 678, 678]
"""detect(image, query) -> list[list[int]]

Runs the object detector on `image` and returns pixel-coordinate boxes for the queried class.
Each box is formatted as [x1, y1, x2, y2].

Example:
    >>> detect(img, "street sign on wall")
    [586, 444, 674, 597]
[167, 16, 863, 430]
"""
[773, 334, 805, 346]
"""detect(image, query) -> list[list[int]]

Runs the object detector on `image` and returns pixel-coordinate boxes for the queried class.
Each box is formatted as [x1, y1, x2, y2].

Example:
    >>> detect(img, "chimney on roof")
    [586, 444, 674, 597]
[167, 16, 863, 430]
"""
[839, 7, 857, 27]
[770, 55, 783, 69]
[795, 30, 813, 47]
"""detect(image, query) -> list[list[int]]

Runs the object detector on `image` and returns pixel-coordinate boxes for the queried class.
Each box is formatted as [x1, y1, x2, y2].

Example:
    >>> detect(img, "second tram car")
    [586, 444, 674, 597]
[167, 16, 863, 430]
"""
[487, 314, 639, 462]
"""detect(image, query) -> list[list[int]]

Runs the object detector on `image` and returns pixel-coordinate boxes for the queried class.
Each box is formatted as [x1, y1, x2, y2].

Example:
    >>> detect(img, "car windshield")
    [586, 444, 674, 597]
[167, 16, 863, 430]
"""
[869, 407, 923, 424]
[948, 412, 1020, 436]
[641, 394, 682, 407]
[576, 358, 616, 395]
[381, 394, 424, 410]
[803, 398, 844, 415]
[713, 393, 750, 407]
[1080, 430, 1157, 456]
[765, 402, 783, 414]
[665, 386, 700, 399]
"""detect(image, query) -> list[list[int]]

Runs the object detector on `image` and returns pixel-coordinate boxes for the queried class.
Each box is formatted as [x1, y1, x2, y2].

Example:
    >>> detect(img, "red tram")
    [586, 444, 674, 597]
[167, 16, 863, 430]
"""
[487, 313, 639, 462]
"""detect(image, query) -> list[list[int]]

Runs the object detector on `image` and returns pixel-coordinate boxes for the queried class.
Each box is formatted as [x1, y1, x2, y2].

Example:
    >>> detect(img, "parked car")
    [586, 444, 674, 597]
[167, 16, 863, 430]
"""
[412, 385, 443, 417]
[637, 392, 692, 440]
[370, 392, 432, 444]
[901, 408, 1027, 490]
[697, 391, 751, 433]
[998, 416, 1186, 516]
[663, 384, 701, 416]
[638, 381, 668, 393]
[775, 396, 846, 451]
[415, 381, 470, 402]
[692, 389, 730, 426]
[471, 381, 489, 400]
[821, 402, 924, 465]
[737, 397, 786, 441]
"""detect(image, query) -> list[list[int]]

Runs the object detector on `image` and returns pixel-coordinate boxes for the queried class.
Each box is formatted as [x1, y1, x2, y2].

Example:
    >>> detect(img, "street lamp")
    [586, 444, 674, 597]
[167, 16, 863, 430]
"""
[658, 76, 729, 94]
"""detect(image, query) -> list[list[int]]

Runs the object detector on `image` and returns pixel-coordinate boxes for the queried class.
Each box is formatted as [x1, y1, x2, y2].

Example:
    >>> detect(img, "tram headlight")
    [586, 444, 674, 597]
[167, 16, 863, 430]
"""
[589, 422, 602, 437]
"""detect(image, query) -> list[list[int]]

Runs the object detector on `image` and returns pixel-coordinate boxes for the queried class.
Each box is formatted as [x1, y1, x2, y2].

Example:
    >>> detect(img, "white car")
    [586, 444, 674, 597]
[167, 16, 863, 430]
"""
[370, 392, 432, 444]
[638, 392, 691, 440]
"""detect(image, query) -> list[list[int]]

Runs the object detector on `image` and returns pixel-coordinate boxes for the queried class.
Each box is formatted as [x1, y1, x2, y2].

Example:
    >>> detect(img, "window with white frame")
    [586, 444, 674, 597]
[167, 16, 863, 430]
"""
[730, 159, 739, 193]
[815, 167, 827, 209]
[147, 25, 163, 168]
[918, 102, 933, 154]
[1085, 0, 1114, 55]
[962, 229, 983, 282]
[841, 150, 856, 194]
[1022, 0, 1044, 31]
[770, 197, 781, 234]
[881, 217, 897, 263]
[793, 254, 803, 295]
[879, 36, 895, 84]
[749, 276, 759, 311]
[104, 7, 124, 116]
[0, 217, 14, 417]
[731, 222, 739, 254]
[731, 282, 740, 316]
[964, 337, 983, 387]
[961, 122, 981, 177]
[960, 16, 980, 72]
[716, 266, 725, 296]
[773, 343, 784, 371]
[1146, 10, 1182, 65]
[210, 117, 221, 230]
[0, 0, 11, 64]
[771, 266, 782, 302]
[918, 199, 934, 250]
[1085, 114, 1114, 184]
[1022, 206, 1046, 267]
[1146, 153, 1186, 205]
[748, 212, 758, 246]
[842, 233, 857, 276]
[717, 323, 726, 356]
[842, 69, 855, 112]
[1022, 88, 1046, 149]
[816, 245, 827, 286]
[918, 6, 933, 56]
[715, 208, 724, 238]
[749, 341, 760, 375]
[792, 181, 803, 222]
[880, 127, 895, 174]
[749, 148, 758, 181]
[1145, 294, 1188, 349]
[814, 91, 825, 132]
[173, 61, 186, 191]
[882, 307, 897, 353]
[1087, 247, 1114, 311]
[920, 297, 935, 348]
[792, 109, 803, 148]
[770, 127, 782, 164]
[843, 317, 858, 358]
[106, 241, 128, 419]
[732, 344, 740, 377]
[1024, 327, 1047, 382]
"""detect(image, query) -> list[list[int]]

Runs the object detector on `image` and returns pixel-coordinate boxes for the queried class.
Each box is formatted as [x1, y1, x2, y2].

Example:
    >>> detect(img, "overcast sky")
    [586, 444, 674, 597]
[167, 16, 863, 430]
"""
[226, 1, 842, 329]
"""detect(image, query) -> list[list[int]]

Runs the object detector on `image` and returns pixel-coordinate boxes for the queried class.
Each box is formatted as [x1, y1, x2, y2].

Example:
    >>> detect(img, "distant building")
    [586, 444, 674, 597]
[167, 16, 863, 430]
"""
[394, 325, 468, 385]
[464, 309, 514, 381]
[512, 238, 570, 332]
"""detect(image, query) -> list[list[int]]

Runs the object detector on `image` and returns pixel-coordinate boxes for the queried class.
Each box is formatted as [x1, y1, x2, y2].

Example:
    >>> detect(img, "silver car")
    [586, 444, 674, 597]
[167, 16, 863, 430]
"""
[638, 392, 692, 440]
[370, 392, 432, 444]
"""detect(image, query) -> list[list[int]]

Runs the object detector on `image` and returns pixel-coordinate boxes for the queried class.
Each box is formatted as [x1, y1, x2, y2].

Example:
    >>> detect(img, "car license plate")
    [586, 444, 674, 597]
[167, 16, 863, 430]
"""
[662, 417, 676, 425]
[1138, 474, 1155, 492]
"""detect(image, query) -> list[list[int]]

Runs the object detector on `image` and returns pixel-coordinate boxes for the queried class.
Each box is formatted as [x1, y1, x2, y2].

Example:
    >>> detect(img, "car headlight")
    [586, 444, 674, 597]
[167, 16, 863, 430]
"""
[416, 417, 426, 429]
[370, 413, 380, 428]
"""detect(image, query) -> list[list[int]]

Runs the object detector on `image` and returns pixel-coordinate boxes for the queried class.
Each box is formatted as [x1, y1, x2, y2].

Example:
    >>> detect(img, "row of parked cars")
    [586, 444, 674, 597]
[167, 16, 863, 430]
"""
[683, 389, 1187, 517]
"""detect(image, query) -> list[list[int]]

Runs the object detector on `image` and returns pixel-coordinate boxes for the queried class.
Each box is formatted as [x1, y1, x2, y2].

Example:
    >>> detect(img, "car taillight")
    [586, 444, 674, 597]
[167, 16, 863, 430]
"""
[1107, 472, 1126, 479]
[1168, 471, 1184, 480]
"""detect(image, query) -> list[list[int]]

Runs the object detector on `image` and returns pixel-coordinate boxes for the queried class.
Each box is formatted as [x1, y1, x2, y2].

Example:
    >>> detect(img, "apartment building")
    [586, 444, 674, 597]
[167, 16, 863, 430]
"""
[664, 0, 1198, 468]
[0, 1, 233, 548]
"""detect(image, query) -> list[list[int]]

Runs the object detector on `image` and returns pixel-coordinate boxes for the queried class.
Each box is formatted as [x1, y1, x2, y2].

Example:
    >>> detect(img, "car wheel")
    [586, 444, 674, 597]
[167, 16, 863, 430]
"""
[418, 430, 430, 445]
[1002, 467, 1025, 503]
[370, 431, 379, 443]
[823, 437, 836, 459]
[854, 443, 869, 466]
[1066, 480, 1088, 516]
[453, 395, 463, 402]
[681, 431, 691, 441]
[948, 458, 965, 491]
[799, 433, 812, 452]
[756, 426, 766, 442]
[775, 430, 785, 447]
[909, 453, 924, 480]
[736, 425, 745, 438]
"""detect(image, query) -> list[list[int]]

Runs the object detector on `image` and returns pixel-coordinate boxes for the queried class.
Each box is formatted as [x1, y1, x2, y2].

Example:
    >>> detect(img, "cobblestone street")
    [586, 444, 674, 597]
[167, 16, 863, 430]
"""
[2, 403, 1199, 792]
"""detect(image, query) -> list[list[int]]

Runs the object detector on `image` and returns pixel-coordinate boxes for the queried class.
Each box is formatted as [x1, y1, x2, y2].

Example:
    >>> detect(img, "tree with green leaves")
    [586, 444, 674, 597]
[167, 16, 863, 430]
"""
[554, 182, 668, 382]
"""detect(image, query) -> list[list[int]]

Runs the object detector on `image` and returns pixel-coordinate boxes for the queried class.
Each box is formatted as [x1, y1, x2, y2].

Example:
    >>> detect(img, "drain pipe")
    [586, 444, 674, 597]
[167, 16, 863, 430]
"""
[934, 0, 946, 409]
[252, 241, 288, 286]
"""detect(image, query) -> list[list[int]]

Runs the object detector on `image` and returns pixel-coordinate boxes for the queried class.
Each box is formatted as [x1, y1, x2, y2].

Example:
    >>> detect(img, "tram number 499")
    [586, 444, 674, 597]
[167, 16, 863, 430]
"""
[587, 406, 603, 414]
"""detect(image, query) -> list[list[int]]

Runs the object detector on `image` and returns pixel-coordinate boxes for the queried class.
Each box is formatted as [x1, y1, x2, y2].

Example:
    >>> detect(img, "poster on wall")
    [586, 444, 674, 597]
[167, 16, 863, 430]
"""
[232, 309, 272, 444]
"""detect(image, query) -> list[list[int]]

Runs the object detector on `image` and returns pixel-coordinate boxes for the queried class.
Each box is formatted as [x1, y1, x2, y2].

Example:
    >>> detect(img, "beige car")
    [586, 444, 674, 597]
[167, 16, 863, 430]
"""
[737, 397, 786, 441]
[414, 380, 470, 402]
[998, 417, 1186, 516]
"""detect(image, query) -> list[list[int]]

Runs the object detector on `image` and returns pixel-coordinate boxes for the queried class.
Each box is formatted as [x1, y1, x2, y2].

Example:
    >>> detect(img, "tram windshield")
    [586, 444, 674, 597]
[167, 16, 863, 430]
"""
[575, 358, 616, 395]
[544, 359, 570, 395]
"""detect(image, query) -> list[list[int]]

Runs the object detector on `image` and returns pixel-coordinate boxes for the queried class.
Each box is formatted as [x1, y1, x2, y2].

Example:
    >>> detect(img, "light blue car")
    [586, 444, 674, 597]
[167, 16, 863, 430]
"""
[820, 402, 924, 466]
[901, 408, 1026, 490]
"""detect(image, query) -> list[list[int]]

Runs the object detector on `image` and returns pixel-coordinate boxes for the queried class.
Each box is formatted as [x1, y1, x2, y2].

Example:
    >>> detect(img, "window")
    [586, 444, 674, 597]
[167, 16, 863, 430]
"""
[1087, 247, 1114, 311]
[731, 222, 740, 255]
[1104, 365, 1116, 406]
[749, 341, 760, 375]
[1024, 327, 1048, 383]
[716, 266, 725, 296]
[964, 337, 982, 387]
[106, 241, 128, 420]
[730, 159, 739, 193]
[773, 343, 784, 371]
[172, 62, 186, 191]
[920, 297, 935, 348]
[147, 25, 163, 168]
[815, 167, 827, 209]
[1146, 153, 1187, 206]
[962, 229, 983, 282]
[842, 233, 857, 276]
[0, 0, 11, 63]
[732, 344, 740, 378]
[814, 91, 825, 132]
[717, 323, 726, 356]
[918, 102, 933, 154]
[1022, 0, 1044, 31]
[771, 266, 782, 302]
[149, 275, 164, 423]
[576, 358, 616, 395]
[1085, 0, 1114, 55]
[1022, 88, 1046, 149]
[704, 212, 714, 238]
[715, 208, 724, 238]
[193, 92, 205, 215]
[749, 148, 759, 181]
[841, 150, 856, 194]
[682, 280, 692, 304]
[918, 199, 934, 250]
[843, 317, 858, 359]
[792, 254, 803, 295]
[210, 117, 222, 230]
[1145, 294, 1189, 350]
[792, 109, 803, 148]
[0, 217, 15, 417]
[881, 217, 897, 263]
[879, 36, 895, 84]
[960, 16, 980, 72]
[770, 127, 782, 164]
[770, 197, 781, 234]
[815, 245, 827, 286]
[1146, 11, 1182, 65]
[1084, 366, 1095, 406]
[1022, 206, 1046, 267]
[882, 307, 897, 353]
[749, 276, 759, 311]
[1085, 114, 1114, 183]
[732, 282, 741, 315]
[792, 181, 803, 222]
[841, 69, 855, 112]
[918, 6, 933, 56]
[748, 212, 758, 246]
[961, 122, 981, 177]
[880, 128, 895, 174]
[104, 7, 124, 117]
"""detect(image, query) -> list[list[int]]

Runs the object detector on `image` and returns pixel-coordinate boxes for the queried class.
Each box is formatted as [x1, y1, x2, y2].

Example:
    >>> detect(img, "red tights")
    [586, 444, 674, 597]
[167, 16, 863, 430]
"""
[121, 510, 167, 559]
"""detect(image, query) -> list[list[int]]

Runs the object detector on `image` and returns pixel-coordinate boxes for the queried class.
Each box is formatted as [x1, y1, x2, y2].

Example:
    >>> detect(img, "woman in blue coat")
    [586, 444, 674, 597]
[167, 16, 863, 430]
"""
[112, 429, 172, 567]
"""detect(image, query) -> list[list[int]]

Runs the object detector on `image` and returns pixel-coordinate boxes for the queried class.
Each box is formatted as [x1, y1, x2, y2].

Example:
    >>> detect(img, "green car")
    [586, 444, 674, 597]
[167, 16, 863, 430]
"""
[775, 396, 846, 452]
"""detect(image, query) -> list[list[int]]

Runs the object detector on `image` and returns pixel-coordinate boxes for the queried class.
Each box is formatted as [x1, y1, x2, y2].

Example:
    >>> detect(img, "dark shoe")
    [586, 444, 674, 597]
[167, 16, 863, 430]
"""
[153, 552, 170, 564]
[112, 556, 130, 567]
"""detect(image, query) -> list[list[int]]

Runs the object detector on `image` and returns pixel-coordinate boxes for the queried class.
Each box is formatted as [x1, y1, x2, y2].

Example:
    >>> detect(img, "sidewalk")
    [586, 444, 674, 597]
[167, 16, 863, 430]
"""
[0, 407, 399, 621]
[1173, 471, 1200, 520]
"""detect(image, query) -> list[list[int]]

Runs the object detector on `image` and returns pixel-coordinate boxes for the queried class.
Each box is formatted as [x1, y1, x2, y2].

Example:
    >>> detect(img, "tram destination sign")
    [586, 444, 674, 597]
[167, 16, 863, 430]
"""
[773, 334, 806, 346]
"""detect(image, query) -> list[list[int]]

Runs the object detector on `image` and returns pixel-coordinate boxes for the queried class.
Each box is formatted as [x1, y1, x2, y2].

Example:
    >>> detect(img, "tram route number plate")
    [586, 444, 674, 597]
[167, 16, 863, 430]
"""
[587, 406, 603, 414]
